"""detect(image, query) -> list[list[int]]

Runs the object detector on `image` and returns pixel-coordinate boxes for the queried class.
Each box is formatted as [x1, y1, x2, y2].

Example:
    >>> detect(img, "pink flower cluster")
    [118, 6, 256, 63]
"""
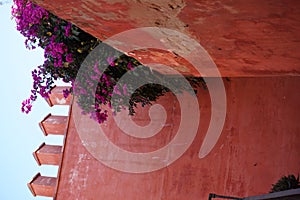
[12, 0, 48, 49]
[45, 41, 67, 67]
[21, 99, 32, 114]
[74, 57, 134, 123]
[12, 0, 75, 114]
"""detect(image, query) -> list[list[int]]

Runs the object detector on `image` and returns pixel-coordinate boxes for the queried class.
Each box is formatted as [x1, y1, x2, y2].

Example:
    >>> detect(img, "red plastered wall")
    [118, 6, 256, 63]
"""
[55, 77, 300, 200]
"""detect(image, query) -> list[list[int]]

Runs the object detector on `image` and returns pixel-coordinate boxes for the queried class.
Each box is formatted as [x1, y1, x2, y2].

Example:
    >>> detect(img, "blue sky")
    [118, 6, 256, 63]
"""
[1, 2, 69, 199]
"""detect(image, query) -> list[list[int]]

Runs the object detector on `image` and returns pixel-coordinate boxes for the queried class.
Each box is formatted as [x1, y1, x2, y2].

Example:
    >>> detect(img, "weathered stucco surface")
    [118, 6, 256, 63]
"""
[34, 0, 300, 77]
[55, 77, 300, 200]
[29, 1, 300, 199]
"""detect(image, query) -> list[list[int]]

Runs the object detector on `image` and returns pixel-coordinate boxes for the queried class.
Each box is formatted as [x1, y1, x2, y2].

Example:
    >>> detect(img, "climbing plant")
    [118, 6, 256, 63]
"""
[270, 174, 300, 193]
[12, 0, 205, 123]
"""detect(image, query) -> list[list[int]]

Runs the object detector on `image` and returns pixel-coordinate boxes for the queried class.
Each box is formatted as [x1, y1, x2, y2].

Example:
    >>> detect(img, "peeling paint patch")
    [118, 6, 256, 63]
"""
[68, 168, 79, 185]
[127, 0, 187, 32]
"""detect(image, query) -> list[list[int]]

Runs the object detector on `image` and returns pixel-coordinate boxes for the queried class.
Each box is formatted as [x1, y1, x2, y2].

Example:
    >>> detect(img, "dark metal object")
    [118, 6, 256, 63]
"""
[209, 193, 244, 200]
[208, 188, 300, 200]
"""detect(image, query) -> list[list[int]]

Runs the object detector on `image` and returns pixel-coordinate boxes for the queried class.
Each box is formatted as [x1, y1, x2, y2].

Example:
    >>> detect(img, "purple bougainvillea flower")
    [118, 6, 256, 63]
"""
[66, 53, 73, 62]
[89, 108, 108, 124]
[63, 89, 70, 98]
[64, 23, 72, 37]
[127, 62, 134, 70]
[106, 56, 115, 66]
[21, 98, 33, 114]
